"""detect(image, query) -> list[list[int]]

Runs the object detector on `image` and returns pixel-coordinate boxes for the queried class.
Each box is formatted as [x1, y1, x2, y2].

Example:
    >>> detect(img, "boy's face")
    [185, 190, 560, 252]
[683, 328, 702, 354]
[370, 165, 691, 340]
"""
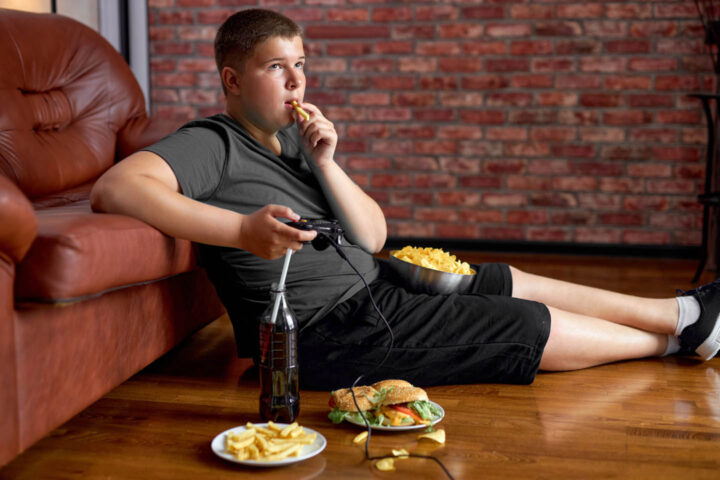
[230, 35, 306, 134]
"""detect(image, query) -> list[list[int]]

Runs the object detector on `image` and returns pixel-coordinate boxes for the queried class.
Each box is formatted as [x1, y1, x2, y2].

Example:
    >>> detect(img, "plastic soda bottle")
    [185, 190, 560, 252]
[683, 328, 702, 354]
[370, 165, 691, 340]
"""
[258, 284, 300, 422]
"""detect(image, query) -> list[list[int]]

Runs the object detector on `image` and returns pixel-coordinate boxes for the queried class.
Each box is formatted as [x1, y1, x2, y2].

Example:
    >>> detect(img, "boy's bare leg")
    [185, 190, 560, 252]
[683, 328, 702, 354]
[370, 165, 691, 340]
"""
[539, 306, 668, 371]
[510, 267, 678, 335]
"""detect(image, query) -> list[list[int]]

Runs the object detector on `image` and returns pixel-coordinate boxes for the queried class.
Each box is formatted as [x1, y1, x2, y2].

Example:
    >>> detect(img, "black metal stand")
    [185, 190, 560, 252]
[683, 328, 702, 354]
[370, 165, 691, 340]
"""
[689, 93, 720, 282]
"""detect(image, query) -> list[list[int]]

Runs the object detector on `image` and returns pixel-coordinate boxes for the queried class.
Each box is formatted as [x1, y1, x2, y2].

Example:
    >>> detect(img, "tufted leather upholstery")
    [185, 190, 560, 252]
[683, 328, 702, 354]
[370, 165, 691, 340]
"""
[0, 9, 224, 466]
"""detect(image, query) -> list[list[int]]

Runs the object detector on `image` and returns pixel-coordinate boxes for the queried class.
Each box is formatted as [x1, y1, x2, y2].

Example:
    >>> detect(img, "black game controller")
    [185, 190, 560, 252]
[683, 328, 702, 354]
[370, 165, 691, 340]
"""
[287, 218, 343, 251]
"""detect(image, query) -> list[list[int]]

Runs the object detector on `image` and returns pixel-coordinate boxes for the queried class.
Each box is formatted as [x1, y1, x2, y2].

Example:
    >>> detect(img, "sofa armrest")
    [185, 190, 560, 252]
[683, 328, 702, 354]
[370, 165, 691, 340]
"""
[0, 175, 37, 264]
[116, 115, 186, 160]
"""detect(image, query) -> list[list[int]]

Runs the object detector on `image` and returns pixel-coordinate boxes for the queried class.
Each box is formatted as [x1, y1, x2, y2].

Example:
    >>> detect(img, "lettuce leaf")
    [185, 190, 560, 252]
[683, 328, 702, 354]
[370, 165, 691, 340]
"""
[327, 406, 383, 426]
[407, 400, 442, 421]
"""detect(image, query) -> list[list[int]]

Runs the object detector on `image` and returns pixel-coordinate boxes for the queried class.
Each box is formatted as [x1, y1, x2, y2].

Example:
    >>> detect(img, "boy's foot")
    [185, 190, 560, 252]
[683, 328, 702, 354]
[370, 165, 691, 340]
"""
[678, 280, 720, 360]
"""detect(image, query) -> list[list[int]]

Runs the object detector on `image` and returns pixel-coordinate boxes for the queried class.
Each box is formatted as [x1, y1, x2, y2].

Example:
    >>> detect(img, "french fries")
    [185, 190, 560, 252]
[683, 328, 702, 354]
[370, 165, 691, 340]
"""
[291, 100, 310, 121]
[392, 246, 474, 275]
[225, 421, 316, 462]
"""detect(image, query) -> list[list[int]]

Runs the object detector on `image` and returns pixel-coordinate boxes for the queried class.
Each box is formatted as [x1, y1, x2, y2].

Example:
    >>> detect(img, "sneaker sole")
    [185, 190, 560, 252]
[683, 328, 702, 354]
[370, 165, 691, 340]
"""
[696, 312, 720, 360]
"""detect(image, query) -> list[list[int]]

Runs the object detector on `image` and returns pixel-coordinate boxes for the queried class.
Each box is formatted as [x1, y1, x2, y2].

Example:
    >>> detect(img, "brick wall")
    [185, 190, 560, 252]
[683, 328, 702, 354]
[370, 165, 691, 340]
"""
[148, 0, 713, 249]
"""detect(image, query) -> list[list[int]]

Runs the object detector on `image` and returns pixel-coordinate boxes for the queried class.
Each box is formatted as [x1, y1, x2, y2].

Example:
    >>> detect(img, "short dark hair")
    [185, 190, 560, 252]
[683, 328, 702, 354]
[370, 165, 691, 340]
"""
[214, 9, 302, 75]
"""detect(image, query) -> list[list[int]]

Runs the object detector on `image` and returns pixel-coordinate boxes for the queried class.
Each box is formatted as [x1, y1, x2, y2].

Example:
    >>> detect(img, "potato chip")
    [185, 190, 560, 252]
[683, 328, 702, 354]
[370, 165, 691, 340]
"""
[417, 428, 446, 444]
[392, 448, 410, 458]
[392, 246, 474, 275]
[353, 431, 368, 444]
[376, 458, 395, 471]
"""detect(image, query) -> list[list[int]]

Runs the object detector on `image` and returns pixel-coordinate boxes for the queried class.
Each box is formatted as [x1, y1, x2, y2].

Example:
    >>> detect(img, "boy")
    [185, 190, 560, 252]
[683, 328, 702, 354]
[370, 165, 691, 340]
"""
[91, 9, 720, 389]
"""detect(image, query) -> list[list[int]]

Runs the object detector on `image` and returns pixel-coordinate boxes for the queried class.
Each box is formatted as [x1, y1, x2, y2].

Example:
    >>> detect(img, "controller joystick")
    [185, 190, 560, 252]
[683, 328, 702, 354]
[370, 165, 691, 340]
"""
[287, 218, 343, 251]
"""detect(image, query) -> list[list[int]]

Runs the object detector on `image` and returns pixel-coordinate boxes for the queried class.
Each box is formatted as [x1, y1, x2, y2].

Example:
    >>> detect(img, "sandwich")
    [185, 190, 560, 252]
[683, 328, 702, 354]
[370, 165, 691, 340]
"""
[328, 379, 442, 427]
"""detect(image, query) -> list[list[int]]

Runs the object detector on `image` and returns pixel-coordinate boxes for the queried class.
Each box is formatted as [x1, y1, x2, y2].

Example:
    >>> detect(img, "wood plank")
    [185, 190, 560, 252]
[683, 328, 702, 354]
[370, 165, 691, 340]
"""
[2, 253, 719, 479]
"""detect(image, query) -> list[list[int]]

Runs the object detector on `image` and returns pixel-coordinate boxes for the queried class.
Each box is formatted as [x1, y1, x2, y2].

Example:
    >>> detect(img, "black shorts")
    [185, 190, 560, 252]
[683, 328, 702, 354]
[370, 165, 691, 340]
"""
[298, 261, 551, 390]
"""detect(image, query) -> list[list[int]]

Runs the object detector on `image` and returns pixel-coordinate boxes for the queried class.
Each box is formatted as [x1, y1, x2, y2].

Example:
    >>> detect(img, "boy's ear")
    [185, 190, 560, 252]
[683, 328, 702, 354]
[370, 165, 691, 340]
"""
[221, 66, 243, 95]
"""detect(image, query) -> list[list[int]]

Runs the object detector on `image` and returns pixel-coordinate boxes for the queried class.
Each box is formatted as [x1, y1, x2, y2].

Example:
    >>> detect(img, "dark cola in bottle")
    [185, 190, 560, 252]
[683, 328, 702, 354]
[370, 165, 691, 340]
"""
[258, 285, 299, 423]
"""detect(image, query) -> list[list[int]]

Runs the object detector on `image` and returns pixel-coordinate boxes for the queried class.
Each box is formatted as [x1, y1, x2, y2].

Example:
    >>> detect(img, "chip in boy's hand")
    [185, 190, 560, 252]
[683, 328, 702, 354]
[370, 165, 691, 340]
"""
[391, 246, 474, 275]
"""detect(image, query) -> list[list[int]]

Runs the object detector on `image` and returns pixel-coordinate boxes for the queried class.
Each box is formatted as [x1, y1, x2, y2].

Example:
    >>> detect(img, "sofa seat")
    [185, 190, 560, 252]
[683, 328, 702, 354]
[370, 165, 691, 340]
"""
[15, 192, 197, 303]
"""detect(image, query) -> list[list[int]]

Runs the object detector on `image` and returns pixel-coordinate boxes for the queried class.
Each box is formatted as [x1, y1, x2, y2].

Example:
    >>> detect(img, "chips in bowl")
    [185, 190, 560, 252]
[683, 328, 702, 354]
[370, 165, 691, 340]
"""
[388, 246, 476, 295]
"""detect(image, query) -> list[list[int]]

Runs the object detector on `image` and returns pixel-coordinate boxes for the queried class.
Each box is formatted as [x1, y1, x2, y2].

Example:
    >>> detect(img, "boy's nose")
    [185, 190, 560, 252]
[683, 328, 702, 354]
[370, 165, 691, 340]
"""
[287, 70, 303, 89]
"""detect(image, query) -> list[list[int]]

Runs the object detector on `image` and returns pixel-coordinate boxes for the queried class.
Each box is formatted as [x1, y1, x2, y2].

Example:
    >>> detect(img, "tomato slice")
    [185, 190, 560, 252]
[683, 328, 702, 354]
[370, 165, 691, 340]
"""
[390, 404, 424, 423]
[329, 397, 335, 408]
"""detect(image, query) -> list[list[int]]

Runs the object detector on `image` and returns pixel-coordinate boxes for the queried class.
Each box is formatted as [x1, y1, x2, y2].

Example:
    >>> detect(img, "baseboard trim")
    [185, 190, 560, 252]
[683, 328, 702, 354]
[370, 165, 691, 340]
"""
[385, 238, 702, 259]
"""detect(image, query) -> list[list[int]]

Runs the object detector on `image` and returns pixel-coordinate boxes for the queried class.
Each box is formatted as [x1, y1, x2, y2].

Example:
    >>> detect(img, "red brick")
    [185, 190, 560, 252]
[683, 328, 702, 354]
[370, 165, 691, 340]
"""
[600, 213, 643, 226]
[603, 111, 651, 126]
[511, 40, 553, 56]
[575, 228, 622, 244]
[481, 227, 524, 241]
[372, 7, 411, 22]
[179, 89, 217, 105]
[555, 75, 602, 89]
[326, 8, 368, 22]
[437, 224, 479, 239]
[370, 174, 411, 188]
[416, 5, 459, 21]
[393, 25, 435, 39]
[512, 75, 554, 89]
[527, 228, 571, 242]
[629, 58, 678, 72]
[647, 179, 696, 194]
[556, 40, 602, 55]
[415, 208, 459, 222]
[674, 230, 702, 246]
[394, 156, 438, 171]
[655, 3, 697, 18]
[381, 206, 412, 219]
[529, 159, 572, 175]
[623, 196, 670, 211]
[394, 222, 436, 238]
[325, 76, 369, 90]
[157, 10, 194, 25]
[629, 128, 678, 143]
[557, 4, 603, 18]
[149, 26, 175, 41]
[177, 26, 216, 41]
[537, 92, 577, 107]
[414, 141, 457, 155]
[599, 178, 644, 194]
[391, 191, 433, 206]
[153, 105, 196, 120]
[486, 93, 533, 107]
[347, 156, 391, 170]
[414, 109, 456, 122]
[326, 43, 371, 56]
[559, 111, 600, 126]
[484, 159, 526, 174]
[351, 59, 394, 73]
[177, 0, 214, 6]
[650, 146, 700, 163]
[550, 212, 595, 225]
[414, 174, 457, 188]
[531, 58, 575, 73]
[486, 127, 527, 141]
[581, 57, 628, 74]
[153, 73, 196, 87]
[438, 58, 484, 73]
[393, 93, 436, 107]
[622, 230, 671, 245]
[531, 193, 577, 207]
[504, 142, 551, 157]
[576, 162, 623, 176]
[399, 58, 437, 73]
[530, 127, 576, 142]
[482, 193, 528, 207]
[440, 157, 481, 173]
[368, 108, 413, 122]
[419, 77, 458, 90]
[282, 8, 324, 22]
[675, 165, 705, 179]
[605, 40, 650, 54]
[178, 58, 216, 72]
[459, 142, 503, 157]
[349, 93, 390, 106]
[305, 25, 390, 39]
[461, 176, 503, 190]
[584, 21, 628, 38]
[151, 41, 192, 55]
[485, 59, 530, 72]
[370, 139, 412, 155]
[459, 210, 504, 223]
[507, 210, 548, 225]
[553, 176, 598, 191]
[507, 175, 552, 190]
[436, 192, 481, 207]
[393, 125, 436, 139]
[577, 193, 622, 210]
[439, 23, 484, 39]
[346, 125, 389, 138]
[462, 5, 505, 19]
[371, 76, 415, 90]
[579, 127, 625, 143]
[462, 76, 510, 90]
[462, 41, 507, 55]
[374, 41, 413, 55]
[626, 163, 671, 178]
[485, 23, 532, 37]
[510, 5, 554, 20]
[438, 126, 483, 140]
[655, 75, 701, 91]
[417, 41, 461, 56]
[630, 21, 678, 38]
[656, 111, 701, 125]
[535, 22, 582, 37]
[307, 58, 348, 72]
[551, 144, 594, 159]
[323, 107, 365, 122]
[460, 110, 505, 125]
[604, 76, 652, 90]
[336, 140, 366, 154]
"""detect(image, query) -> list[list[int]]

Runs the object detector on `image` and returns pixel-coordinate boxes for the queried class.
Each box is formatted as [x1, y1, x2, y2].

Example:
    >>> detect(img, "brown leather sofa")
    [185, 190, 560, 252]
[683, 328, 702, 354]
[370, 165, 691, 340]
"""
[0, 9, 225, 465]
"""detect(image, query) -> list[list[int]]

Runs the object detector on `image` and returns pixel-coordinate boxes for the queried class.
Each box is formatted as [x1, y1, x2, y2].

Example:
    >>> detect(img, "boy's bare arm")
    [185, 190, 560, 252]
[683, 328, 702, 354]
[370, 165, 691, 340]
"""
[296, 102, 387, 253]
[90, 151, 315, 260]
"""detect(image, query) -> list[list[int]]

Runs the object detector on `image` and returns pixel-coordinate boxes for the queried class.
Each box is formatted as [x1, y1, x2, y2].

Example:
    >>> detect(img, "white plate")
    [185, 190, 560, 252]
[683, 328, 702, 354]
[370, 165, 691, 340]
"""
[344, 401, 445, 432]
[211, 423, 327, 467]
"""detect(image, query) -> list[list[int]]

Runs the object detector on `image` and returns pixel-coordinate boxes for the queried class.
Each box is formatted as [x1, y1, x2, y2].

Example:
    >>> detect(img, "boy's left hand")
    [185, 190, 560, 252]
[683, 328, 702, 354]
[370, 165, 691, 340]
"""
[294, 101, 337, 168]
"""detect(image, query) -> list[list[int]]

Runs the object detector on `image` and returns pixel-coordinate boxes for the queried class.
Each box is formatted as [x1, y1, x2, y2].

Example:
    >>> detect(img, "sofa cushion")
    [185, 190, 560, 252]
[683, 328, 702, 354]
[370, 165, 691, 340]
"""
[15, 199, 197, 303]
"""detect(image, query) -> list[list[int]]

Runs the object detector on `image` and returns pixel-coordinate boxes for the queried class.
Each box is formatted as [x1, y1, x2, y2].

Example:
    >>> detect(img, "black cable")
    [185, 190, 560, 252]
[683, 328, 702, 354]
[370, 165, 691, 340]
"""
[323, 234, 455, 480]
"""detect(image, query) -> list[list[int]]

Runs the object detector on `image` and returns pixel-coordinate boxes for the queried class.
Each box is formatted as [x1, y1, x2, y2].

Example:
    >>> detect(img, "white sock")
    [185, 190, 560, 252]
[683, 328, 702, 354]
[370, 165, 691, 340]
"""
[675, 295, 701, 336]
[663, 335, 680, 356]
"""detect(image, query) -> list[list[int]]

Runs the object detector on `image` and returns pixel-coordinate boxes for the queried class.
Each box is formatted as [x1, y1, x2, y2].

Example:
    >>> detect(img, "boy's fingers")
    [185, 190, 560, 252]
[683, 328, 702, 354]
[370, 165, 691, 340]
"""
[266, 204, 300, 222]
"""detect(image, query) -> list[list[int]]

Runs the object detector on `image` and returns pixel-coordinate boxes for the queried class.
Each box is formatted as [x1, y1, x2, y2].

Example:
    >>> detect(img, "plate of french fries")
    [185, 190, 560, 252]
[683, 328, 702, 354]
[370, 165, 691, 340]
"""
[211, 421, 326, 467]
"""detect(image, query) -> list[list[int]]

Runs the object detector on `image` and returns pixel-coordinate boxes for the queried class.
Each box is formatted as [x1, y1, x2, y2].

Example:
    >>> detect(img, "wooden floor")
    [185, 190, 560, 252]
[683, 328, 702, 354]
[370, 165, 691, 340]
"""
[2, 252, 720, 479]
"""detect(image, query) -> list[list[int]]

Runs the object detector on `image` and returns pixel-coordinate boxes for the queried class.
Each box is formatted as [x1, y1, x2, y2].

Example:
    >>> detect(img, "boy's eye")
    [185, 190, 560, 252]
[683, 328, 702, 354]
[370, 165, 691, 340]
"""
[295, 62, 304, 69]
[269, 64, 281, 70]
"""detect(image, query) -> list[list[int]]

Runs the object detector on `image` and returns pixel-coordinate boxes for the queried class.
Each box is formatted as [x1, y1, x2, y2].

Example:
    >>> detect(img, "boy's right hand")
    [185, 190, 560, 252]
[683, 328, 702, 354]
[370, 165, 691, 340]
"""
[238, 205, 317, 259]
